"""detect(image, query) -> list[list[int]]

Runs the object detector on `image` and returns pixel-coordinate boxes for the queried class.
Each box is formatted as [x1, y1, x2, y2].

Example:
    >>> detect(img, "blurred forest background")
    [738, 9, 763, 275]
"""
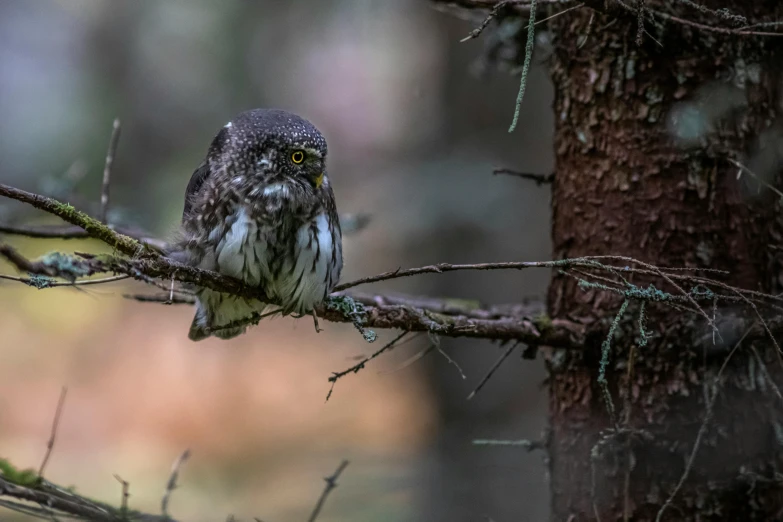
[0, 1, 555, 520]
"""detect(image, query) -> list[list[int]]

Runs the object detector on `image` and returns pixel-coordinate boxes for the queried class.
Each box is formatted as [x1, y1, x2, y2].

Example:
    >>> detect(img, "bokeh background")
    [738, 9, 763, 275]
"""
[0, 1, 554, 520]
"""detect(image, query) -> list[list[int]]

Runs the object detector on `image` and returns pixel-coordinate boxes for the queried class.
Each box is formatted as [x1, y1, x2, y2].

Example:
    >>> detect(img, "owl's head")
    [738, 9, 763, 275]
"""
[208, 108, 328, 189]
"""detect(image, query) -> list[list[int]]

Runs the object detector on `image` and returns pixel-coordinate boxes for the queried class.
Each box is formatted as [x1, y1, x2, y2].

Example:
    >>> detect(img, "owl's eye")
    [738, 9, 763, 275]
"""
[291, 150, 305, 164]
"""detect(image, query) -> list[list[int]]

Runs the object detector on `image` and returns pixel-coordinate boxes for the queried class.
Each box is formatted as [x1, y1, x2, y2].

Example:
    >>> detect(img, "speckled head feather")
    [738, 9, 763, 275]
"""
[172, 108, 343, 341]
[184, 109, 329, 218]
[224, 108, 327, 153]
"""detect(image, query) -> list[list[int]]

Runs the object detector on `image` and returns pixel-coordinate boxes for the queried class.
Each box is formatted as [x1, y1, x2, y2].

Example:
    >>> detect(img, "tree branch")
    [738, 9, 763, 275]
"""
[307, 460, 349, 522]
[1, 182, 781, 353]
[436, 0, 783, 38]
[0, 475, 178, 521]
[0, 222, 167, 250]
[0, 183, 147, 257]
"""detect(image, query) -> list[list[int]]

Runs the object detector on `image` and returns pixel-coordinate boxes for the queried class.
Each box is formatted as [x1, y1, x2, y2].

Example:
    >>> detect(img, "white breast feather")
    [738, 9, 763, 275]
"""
[208, 208, 336, 315]
[215, 208, 267, 286]
[262, 183, 289, 197]
[276, 213, 334, 311]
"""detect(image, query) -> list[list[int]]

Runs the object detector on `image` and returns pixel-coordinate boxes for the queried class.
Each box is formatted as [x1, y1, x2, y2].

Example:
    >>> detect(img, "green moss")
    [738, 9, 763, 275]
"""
[0, 458, 40, 487]
[27, 274, 54, 289]
[422, 310, 454, 325]
[326, 295, 377, 342]
[37, 252, 93, 282]
[46, 200, 143, 258]
[533, 313, 553, 332]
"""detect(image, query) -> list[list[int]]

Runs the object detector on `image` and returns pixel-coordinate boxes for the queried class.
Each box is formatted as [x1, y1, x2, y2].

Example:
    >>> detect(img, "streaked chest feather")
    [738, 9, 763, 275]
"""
[206, 207, 341, 312]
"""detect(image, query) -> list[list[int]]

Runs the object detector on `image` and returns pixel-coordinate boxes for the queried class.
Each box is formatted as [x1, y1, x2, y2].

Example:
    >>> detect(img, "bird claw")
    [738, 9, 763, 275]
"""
[290, 310, 322, 333]
[312, 309, 322, 333]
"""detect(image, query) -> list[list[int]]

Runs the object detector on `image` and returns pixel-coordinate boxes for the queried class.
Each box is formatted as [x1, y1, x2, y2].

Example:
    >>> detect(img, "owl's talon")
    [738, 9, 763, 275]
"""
[312, 310, 322, 333]
[310, 309, 322, 333]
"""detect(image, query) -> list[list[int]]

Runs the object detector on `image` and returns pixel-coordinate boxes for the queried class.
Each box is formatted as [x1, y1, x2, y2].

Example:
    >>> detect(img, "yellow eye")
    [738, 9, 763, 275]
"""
[291, 150, 305, 164]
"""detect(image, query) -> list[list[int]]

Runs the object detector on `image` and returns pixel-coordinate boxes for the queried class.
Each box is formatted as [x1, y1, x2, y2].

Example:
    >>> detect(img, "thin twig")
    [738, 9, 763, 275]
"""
[308, 460, 349, 522]
[437, 344, 468, 379]
[467, 342, 519, 400]
[161, 449, 190, 518]
[622, 343, 637, 522]
[326, 331, 410, 401]
[492, 168, 554, 185]
[654, 9, 783, 37]
[536, 2, 584, 26]
[113, 474, 129, 517]
[0, 273, 129, 288]
[473, 438, 545, 450]
[99, 118, 121, 223]
[460, 0, 582, 44]
[675, 0, 746, 26]
[751, 345, 783, 405]
[334, 260, 551, 292]
[729, 158, 783, 200]
[460, 0, 509, 42]
[655, 326, 751, 522]
[739, 20, 783, 31]
[124, 293, 196, 305]
[38, 387, 67, 479]
[378, 342, 436, 375]
[0, 223, 168, 251]
[577, 12, 595, 48]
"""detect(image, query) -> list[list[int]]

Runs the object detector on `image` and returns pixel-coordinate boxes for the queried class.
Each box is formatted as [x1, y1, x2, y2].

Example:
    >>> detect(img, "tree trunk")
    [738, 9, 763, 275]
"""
[546, 2, 783, 520]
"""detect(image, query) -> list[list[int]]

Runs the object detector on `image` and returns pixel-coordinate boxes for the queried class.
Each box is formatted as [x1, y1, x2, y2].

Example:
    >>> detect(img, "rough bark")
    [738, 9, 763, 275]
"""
[546, 2, 783, 521]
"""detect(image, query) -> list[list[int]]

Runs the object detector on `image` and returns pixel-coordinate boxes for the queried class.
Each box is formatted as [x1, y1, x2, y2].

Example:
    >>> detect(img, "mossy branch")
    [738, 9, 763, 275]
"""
[0, 183, 146, 257]
[1, 182, 781, 354]
[0, 458, 177, 521]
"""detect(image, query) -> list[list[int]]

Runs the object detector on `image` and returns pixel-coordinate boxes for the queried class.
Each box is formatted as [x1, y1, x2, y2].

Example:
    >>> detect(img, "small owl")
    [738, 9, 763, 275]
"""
[171, 109, 343, 341]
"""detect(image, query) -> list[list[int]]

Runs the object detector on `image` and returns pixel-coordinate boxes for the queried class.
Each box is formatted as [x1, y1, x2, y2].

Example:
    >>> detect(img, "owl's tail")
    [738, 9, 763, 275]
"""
[188, 289, 266, 341]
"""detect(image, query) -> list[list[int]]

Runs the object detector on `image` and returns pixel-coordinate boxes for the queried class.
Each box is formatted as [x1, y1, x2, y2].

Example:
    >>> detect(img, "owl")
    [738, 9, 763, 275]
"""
[170, 109, 343, 341]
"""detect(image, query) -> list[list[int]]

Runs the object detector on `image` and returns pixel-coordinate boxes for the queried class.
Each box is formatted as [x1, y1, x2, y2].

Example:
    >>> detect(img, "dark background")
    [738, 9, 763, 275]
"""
[0, 1, 554, 520]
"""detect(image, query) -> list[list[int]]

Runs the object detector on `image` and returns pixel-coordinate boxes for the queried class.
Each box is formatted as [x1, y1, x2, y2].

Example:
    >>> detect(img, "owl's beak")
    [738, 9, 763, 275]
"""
[314, 172, 324, 189]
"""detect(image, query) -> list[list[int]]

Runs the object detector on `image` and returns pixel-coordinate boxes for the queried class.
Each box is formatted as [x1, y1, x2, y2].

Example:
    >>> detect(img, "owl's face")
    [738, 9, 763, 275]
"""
[208, 109, 328, 190]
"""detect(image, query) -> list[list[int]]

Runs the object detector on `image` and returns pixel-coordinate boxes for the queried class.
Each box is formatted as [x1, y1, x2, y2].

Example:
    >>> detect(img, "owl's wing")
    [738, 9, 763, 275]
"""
[183, 161, 210, 221]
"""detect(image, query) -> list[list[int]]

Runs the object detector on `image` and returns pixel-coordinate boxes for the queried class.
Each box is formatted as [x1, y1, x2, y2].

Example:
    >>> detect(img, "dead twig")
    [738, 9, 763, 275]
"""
[0, 223, 168, 251]
[0, 273, 129, 288]
[161, 449, 190, 518]
[460, 0, 509, 41]
[326, 331, 410, 401]
[729, 158, 783, 200]
[472, 438, 545, 451]
[437, 343, 468, 379]
[38, 387, 67, 479]
[467, 342, 519, 400]
[492, 168, 554, 186]
[378, 343, 437, 375]
[655, 326, 751, 522]
[307, 460, 349, 522]
[99, 118, 121, 223]
[113, 474, 130, 517]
